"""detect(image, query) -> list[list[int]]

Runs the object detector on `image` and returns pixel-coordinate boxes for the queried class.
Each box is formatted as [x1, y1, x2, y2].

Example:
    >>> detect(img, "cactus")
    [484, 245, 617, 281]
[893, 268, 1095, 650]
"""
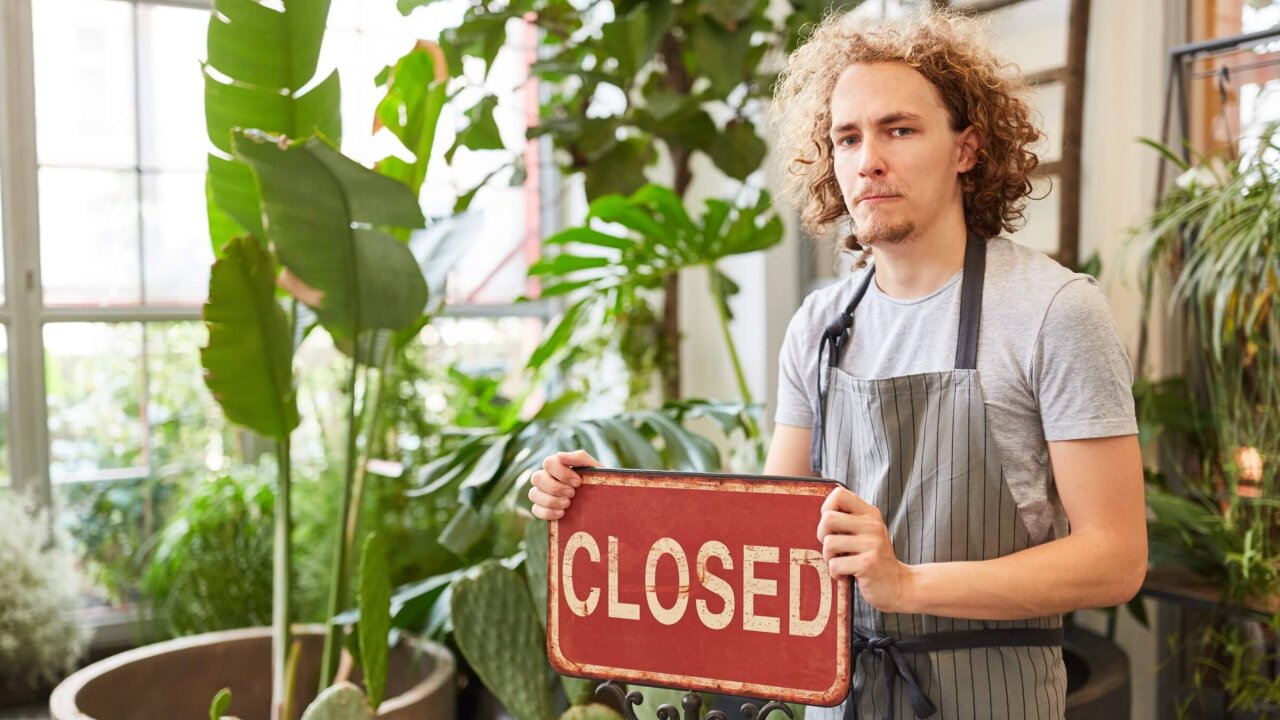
[524, 520, 595, 706]
[300, 682, 374, 720]
[559, 703, 624, 720]
[451, 561, 556, 720]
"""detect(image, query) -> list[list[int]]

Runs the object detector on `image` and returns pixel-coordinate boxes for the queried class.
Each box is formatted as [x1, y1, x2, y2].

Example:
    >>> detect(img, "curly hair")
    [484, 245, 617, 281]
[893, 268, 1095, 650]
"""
[771, 9, 1043, 261]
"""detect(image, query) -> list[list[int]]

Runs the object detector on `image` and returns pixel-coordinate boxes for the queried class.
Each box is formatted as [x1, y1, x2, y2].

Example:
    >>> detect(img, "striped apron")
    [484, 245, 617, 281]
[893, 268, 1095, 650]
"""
[807, 236, 1068, 720]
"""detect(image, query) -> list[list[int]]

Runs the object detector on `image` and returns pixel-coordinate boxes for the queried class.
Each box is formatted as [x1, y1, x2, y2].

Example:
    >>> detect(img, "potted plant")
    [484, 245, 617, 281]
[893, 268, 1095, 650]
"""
[50, 1, 460, 717]
[1131, 123, 1280, 715]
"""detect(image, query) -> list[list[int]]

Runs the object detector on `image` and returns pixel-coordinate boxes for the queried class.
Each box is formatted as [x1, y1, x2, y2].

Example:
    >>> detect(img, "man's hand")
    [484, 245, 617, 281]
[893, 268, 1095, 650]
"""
[817, 486, 912, 613]
[527, 450, 601, 521]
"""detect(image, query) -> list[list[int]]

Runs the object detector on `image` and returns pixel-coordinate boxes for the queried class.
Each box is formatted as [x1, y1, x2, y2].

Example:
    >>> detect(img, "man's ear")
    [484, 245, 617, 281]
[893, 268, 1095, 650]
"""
[956, 125, 981, 173]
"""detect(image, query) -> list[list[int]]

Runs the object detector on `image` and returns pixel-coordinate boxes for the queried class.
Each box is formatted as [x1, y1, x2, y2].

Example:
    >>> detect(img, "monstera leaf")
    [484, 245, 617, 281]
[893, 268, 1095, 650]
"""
[201, 235, 299, 439]
[232, 131, 428, 341]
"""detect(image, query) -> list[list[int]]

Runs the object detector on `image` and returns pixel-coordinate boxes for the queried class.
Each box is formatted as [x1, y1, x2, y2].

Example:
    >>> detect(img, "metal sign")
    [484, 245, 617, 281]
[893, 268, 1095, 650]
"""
[546, 468, 851, 706]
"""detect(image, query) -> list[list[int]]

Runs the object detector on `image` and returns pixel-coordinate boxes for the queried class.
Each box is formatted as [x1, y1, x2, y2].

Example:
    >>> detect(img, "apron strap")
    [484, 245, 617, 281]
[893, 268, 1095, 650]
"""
[843, 625, 1064, 720]
[810, 270, 876, 473]
[953, 234, 987, 371]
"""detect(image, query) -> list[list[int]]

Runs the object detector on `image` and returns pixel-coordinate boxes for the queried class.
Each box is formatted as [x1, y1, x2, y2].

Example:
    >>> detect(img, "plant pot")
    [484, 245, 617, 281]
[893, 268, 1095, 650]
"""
[49, 625, 455, 720]
[1064, 625, 1130, 719]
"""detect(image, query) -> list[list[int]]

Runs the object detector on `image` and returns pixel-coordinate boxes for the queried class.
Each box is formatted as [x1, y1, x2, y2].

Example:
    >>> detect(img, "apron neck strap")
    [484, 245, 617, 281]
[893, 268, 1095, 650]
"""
[954, 234, 987, 371]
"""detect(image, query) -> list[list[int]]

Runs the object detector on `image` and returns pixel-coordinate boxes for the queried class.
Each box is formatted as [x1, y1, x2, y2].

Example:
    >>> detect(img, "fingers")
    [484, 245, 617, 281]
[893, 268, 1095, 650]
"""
[821, 532, 880, 564]
[531, 469, 576, 498]
[820, 486, 878, 517]
[815, 510, 882, 543]
[528, 449, 599, 520]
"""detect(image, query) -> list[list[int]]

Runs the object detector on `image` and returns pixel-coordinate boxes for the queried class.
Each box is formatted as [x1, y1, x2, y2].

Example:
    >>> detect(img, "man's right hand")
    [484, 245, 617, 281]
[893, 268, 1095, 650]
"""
[528, 450, 601, 520]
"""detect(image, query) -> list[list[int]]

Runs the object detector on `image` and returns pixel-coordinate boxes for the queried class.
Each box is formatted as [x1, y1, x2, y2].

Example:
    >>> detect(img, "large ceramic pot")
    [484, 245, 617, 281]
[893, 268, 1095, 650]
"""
[49, 625, 455, 720]
[1064, 624, 1130, 719]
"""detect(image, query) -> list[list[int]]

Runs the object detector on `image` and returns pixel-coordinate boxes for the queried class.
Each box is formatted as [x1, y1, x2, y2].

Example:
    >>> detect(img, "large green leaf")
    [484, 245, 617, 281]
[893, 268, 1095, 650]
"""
[705, 119, 767, 181]
[357, 533, 391, 711]
[375, 46, 449, 195]
[451, 562, 556, 720]
[201, 235, 299, 439]
[232, 131, 428, 339]
[204, 0, 340, 255]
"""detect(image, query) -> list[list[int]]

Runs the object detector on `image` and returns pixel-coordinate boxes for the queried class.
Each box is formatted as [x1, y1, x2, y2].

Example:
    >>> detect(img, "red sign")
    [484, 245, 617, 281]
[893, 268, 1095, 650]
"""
[546, 468, 851, 706]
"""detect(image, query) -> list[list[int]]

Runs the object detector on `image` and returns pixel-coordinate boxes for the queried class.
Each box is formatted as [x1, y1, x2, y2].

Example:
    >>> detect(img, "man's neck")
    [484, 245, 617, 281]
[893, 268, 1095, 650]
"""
[868, 223, 969, 300]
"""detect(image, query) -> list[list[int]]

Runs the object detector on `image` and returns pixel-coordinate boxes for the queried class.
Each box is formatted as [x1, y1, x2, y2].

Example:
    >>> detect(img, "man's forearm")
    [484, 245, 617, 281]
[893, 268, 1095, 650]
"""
[892, 532, 1147, 620]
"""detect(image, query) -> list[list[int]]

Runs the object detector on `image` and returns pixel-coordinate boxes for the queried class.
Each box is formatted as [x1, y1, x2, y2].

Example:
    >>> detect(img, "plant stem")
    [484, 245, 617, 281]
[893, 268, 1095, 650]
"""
[708, 264, 752, 405]
[320, 339, 362, 690]
[272, 434, 292, 720]
[344, 333, 392, 580]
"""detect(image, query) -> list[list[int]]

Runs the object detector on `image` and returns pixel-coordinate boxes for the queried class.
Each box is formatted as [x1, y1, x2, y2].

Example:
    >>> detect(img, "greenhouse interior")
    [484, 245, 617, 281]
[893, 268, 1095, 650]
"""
[0, 0, 1278, 718]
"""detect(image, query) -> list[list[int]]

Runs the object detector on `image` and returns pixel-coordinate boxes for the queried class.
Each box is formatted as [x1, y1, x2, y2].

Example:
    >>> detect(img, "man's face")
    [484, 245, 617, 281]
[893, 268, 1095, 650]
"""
[828, 62, 977, 247]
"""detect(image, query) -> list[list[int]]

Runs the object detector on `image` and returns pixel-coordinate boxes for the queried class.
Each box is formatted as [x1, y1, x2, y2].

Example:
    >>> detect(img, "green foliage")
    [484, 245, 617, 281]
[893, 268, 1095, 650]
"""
[203, 235, 301, 439]
[452, 561, 557, 720]
[412, 0, 861, 201]
[1133, 124, 1280, 713]
[526, 184, 783, 402]
[205, 0, 340, 253]
[231, 132, 428, 342]
[423, 399, 760, 560]
[357, 533, 392, 711]
[209, 688, 232, 720]
[0, 491, 88, 699]
[142, 471, 275, 638]
[299, 682, 374, 720]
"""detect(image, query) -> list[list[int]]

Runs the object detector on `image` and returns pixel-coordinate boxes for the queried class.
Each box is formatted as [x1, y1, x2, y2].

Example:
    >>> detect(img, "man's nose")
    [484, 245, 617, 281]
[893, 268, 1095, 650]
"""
[857, 138, 887, 178]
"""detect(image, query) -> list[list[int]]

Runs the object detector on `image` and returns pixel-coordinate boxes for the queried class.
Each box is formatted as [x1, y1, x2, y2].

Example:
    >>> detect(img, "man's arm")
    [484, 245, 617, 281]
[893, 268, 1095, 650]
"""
[895, 434, 1147, 619]
[763, 423, 820, 478]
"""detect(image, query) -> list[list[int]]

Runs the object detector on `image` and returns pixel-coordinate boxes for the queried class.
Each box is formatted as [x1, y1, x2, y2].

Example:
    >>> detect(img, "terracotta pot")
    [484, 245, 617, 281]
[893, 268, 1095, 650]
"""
[49, 625, 455, 720]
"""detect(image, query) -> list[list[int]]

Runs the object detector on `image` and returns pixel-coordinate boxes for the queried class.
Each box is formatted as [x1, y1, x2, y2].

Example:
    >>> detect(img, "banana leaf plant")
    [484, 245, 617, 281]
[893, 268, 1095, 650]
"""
[525, 184, 783, 404]
[202, 8, 454, 714]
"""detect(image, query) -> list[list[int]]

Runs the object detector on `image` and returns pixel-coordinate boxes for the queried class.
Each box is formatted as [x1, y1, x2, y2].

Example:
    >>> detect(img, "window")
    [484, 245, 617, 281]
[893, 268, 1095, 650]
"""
[1, 0, 551, 617]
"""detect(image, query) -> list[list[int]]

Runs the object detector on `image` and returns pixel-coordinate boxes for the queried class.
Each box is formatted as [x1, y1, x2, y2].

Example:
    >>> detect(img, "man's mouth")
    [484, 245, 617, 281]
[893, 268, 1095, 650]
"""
[857, 194, 900, 204]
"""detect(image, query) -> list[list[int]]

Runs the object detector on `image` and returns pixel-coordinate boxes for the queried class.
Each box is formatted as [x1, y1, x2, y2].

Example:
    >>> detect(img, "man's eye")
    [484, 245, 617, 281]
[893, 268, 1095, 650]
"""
[838, 136, 859, 146]
[891, 128, 914, 137]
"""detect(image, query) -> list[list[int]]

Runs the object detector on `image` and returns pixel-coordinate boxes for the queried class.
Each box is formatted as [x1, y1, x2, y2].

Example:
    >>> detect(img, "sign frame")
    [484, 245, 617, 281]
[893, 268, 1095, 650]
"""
[546, 467, 852, 707]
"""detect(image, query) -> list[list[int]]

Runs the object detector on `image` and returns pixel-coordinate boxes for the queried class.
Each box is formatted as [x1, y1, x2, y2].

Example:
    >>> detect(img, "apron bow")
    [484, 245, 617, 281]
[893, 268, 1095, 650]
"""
[849, 629, 938, 720]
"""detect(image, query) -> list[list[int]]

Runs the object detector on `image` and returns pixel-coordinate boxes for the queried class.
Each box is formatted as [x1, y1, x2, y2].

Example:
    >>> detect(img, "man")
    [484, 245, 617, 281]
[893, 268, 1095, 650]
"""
[529, 9, 1147, 720]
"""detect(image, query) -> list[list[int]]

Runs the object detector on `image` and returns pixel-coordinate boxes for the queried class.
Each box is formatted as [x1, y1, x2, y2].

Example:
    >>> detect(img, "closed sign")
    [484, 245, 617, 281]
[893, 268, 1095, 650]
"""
[546, 468, 851, 706]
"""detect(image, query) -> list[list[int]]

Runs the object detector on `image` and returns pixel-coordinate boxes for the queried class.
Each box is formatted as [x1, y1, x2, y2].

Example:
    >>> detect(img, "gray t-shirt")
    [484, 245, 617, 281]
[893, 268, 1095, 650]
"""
[775, 237, 1137, 545]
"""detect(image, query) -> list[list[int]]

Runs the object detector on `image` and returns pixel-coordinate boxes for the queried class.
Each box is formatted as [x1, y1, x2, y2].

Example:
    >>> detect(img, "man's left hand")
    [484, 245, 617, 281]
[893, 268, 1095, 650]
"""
[817, 486, 913, 614]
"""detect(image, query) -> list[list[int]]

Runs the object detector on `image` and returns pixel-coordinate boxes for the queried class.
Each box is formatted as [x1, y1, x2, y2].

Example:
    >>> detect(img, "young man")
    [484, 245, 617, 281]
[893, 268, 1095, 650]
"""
[530, 10, 1147, 720]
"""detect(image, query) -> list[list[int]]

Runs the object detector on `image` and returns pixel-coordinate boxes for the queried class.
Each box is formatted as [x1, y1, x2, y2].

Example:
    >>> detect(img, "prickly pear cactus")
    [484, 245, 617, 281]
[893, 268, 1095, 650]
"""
[300, 682, 374, 720]
[451, 561, 556, 720]
[559, 703, 624, 720]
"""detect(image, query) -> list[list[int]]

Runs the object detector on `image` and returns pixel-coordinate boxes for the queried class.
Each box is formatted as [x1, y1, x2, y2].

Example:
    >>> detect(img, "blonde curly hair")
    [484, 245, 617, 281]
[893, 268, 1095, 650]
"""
[772, 9, 1043, 259]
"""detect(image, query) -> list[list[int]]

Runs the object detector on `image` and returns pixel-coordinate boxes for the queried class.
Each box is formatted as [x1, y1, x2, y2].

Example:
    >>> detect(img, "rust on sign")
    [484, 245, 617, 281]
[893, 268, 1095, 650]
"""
[546, 468, 851, 706]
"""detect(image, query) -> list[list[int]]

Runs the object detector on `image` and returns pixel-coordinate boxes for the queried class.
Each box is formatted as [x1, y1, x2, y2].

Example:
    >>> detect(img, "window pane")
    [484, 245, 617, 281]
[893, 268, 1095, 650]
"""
[0, 327, 8, 486]
[138, 3, 208, 172]
[143, 171, 212, 305]
[33, 0, 137, 169]
[45, 323, 145, 482]
[40, 168, 141, 307]
[146, 322, 229, 474]
[55, 475, 177, 609]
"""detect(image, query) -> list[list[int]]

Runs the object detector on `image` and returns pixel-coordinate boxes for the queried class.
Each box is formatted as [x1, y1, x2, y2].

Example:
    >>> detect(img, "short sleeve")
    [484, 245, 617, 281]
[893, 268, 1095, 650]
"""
[1030, 277, 1138, 441]
[775, 296, 818, 428]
